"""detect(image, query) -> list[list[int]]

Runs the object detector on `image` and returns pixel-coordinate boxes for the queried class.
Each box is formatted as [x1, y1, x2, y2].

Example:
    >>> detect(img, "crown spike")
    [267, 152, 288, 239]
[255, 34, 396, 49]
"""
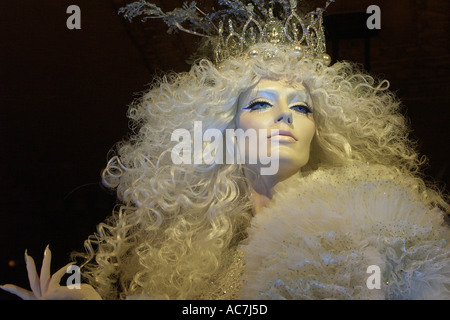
[290, 0, 298, 11]
[242, 3, 264, 47]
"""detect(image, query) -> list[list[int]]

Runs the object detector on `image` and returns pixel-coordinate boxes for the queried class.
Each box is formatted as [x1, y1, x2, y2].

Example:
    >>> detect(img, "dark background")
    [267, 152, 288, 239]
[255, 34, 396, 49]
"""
[0, 0, 449, 299]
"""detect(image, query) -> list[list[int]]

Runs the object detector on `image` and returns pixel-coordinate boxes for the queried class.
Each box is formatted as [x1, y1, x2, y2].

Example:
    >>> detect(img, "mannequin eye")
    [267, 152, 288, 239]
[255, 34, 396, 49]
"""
[290, 104, 312, 114]
[244, 100, 273, 111]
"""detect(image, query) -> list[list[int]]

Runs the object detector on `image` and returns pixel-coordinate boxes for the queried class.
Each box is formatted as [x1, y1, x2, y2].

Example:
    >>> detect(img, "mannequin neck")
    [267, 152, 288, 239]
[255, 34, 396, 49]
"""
[244, 168, 302, 215]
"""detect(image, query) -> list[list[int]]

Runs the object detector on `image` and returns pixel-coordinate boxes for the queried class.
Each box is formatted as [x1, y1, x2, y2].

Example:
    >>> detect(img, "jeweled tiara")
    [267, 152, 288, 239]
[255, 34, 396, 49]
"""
[119, 0, 334, 64]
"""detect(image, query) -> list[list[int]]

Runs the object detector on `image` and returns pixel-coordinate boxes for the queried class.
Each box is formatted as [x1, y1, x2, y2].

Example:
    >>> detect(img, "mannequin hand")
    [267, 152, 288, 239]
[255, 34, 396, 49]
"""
[1, 246, 101, 300]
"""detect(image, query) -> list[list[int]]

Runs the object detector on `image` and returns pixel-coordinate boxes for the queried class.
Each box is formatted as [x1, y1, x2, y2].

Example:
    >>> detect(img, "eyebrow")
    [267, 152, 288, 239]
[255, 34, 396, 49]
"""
[253, 87, 309, 102]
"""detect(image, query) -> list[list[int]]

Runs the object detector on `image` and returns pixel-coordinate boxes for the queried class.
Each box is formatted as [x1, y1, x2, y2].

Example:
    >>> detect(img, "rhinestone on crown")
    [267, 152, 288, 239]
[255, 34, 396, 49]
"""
[119, 0, 334, 65]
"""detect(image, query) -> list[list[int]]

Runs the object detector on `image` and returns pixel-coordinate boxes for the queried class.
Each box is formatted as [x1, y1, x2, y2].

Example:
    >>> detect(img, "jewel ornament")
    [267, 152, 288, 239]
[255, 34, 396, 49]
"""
[119, 0, 334, 65]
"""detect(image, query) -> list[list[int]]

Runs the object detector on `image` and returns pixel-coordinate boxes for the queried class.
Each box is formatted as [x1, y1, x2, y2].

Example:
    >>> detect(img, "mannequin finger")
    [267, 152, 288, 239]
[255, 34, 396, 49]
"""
[78, 284, 102, 300]
[0, 284, 37, 300]
[45, 284, 102, 300]
[40, 245, 52, 293]
[48, 262, 75, 290]
[24, 250, 41, 298]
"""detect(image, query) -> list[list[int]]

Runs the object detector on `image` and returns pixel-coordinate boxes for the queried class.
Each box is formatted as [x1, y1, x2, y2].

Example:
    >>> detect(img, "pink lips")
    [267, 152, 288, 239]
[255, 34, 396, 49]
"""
[268, 130, 298, 141]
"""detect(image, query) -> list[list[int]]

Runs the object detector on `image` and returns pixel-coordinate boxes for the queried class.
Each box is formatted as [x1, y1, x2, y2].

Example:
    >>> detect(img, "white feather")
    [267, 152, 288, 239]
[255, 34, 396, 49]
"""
[239, 164, 450, 299]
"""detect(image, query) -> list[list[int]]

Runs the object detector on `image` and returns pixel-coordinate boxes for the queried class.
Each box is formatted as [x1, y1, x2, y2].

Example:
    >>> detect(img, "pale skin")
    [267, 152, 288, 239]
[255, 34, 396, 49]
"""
[1, 79, 315, 299]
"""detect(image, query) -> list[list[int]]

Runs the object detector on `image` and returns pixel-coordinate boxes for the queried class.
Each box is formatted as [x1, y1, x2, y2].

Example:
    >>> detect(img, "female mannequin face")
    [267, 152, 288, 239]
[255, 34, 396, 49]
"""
[235, 78, 316, 184]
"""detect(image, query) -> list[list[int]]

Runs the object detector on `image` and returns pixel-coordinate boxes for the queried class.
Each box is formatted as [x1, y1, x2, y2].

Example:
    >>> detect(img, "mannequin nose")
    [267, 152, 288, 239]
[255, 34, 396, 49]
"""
[275, 110, 293, 124]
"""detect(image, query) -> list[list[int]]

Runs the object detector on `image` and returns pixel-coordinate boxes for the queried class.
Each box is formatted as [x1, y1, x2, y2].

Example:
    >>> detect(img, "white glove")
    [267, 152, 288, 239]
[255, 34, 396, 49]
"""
[1, 245, 102, 300]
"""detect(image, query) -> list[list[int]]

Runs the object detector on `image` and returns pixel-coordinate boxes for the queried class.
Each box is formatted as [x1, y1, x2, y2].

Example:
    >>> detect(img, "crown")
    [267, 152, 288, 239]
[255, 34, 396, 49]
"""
[119, 0, 334, 65]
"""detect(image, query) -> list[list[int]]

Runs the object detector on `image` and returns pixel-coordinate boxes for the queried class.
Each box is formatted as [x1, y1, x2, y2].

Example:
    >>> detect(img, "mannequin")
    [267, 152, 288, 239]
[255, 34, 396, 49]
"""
[1, 1, 449, 300]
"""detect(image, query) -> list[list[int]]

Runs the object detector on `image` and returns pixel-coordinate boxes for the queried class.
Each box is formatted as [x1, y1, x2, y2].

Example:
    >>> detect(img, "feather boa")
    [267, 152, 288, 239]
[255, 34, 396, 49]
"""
[239, 164, 450, 299]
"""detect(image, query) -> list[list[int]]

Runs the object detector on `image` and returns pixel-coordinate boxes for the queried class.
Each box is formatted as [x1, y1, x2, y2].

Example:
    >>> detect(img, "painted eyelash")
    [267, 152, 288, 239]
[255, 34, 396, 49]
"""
[291, 103, 313, 113]
[244, 99, 312, 113]
[243, 99, 273, 111]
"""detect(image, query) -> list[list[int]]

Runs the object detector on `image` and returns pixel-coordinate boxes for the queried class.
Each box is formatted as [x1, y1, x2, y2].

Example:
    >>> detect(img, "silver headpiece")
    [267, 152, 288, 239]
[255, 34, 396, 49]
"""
[119, 0, 334, 64]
